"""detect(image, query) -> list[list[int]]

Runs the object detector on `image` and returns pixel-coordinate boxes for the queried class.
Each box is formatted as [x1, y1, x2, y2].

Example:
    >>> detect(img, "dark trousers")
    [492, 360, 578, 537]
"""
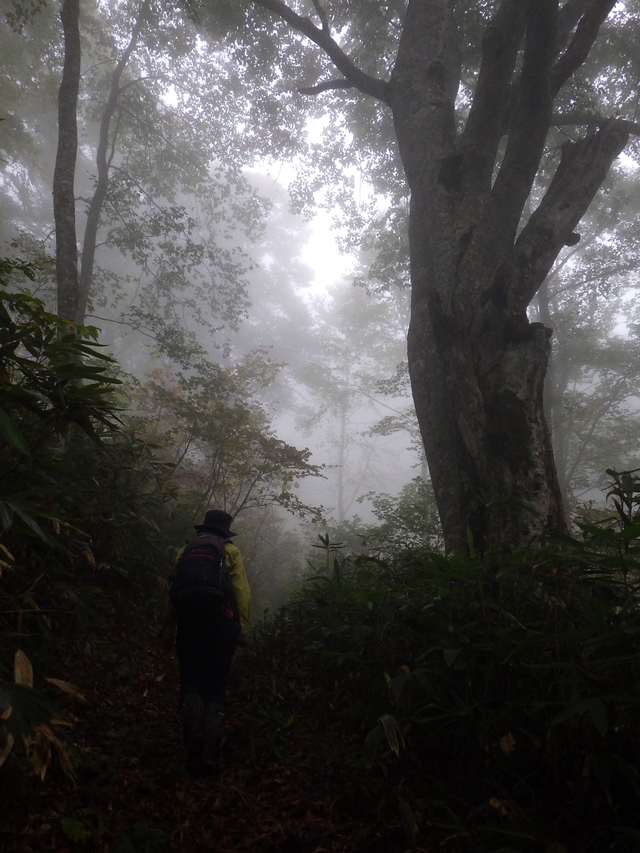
[176, 608, 237, 708]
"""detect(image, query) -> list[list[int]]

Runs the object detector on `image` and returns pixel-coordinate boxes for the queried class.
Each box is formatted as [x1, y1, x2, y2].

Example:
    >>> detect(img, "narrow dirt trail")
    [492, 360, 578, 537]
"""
[9, 617, 397, 853]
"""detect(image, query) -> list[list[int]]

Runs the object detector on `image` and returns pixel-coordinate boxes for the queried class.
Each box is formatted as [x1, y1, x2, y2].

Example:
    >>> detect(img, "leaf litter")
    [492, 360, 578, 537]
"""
[4, 607, 417, 853]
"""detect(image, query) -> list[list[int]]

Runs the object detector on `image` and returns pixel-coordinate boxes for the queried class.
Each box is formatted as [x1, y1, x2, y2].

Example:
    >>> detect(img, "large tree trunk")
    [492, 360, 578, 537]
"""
[406, 197, 566, 552]
[387, 0, 627, 552]
[240, 0, 632, 550]
[53, 0, 81, 323]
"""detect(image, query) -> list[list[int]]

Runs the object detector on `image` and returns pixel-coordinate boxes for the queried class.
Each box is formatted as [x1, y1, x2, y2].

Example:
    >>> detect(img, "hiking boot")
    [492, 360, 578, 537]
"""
[181, 693, 205, 775]
[202, 702, 224, 774]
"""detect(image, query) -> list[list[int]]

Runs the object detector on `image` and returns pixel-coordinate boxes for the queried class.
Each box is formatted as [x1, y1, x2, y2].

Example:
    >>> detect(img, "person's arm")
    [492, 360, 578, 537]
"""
[225, 542, 251, 639]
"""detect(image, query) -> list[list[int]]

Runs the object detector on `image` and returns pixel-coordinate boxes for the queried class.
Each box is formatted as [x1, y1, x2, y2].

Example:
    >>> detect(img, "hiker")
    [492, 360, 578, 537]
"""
[165, 509, 251, 775]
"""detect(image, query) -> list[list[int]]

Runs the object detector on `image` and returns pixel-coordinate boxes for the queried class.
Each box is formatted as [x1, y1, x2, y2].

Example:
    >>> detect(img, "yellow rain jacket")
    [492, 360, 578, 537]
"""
[223, 541, 251, 636]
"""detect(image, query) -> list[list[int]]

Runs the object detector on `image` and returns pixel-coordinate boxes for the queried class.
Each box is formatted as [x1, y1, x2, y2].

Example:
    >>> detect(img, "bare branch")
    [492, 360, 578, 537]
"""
[298, 78, 354, 96]
[252, 0, 390, 103]
[550, 0, 616, 97]
[514, 122, 629, 309]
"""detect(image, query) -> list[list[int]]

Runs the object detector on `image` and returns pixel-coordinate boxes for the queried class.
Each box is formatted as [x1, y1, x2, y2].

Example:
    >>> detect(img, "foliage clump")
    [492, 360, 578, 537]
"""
[254, 479, 640, 851]
[0, 261, 181, 791]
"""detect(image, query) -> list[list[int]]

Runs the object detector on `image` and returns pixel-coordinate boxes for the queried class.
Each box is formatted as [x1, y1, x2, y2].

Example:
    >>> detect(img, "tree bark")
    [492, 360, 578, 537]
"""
[53, 0, 81, 323]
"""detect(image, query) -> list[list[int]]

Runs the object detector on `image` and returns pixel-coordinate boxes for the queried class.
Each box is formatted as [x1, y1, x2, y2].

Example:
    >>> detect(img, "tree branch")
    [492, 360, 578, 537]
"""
[389, 0, 459, 192]
[117, 76, 151, 95]
[311, 0, 329, 33]
[553, 111, 640, 136]
[251, 0, 390, 103]
[499, 1, 615, 150]
[565, 382, 631, 486]
[514, 122, 629, 309]
[489, 0, 557, 246]
[556, 0, 593, 53]
[460, 0, 526, 193]
[107, 108, 122, 168]
[550, 0, 616, 97]
[298, 78, 354, 96]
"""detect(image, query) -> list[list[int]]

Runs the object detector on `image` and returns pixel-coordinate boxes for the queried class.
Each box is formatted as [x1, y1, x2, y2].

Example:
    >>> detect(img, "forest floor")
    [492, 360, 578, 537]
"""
[4, 603, 419, 853]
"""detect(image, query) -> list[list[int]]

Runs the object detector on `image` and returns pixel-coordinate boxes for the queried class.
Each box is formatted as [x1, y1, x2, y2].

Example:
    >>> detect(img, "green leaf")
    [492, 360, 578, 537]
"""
[364, 723, 383, 769]
[443, 648, 460, 667]
[587, 698, 608, 736]
[0, 682, 59, 742]
[0, 407, 30, 456]
[60, 818, 90, 843]
[378, 713, 403, 756]
[0, 501, 13, 532]
[3, 500, 58, 546]
[398, 797, 418, 849]
[466, 525, 476, 558]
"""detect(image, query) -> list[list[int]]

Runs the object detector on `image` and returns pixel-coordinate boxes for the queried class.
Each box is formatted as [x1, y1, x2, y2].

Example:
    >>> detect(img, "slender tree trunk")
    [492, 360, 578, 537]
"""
[337, 401, 347, 523]
[536, 279, 555, 430]
[536, 278, 571, 505]
[53, 0, 81, 322]
[76, 2, 148, 325]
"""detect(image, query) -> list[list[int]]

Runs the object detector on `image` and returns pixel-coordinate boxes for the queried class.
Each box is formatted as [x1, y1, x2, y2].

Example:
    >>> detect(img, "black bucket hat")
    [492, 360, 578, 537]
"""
[194, 509, 237, 538]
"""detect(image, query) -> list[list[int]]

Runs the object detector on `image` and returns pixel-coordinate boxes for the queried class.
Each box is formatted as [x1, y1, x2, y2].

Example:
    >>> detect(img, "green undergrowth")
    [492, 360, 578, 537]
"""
[0, 264, 193, 797]
[240, 482, 640, 852]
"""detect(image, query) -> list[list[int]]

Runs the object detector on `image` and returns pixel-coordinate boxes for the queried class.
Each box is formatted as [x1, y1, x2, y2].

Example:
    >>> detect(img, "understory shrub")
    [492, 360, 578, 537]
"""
[0, 266, 194, 790]
[263, 476, 640, 852]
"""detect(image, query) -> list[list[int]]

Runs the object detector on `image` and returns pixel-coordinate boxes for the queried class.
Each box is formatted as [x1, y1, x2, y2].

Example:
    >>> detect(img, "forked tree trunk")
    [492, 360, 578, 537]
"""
[387, 0, 627, 551]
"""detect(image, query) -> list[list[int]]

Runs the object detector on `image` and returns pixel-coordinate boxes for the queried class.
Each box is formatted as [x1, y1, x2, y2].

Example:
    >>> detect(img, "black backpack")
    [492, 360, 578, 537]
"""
[169, 534, 234, 616]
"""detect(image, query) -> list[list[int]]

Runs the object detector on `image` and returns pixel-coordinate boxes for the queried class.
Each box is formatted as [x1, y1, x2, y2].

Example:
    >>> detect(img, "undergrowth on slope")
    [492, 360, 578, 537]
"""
[0, 263, 193, 797]
[242, 471, 640, 852]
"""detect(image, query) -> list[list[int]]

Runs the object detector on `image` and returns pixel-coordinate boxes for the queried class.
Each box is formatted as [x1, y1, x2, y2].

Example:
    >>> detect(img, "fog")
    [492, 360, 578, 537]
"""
[2, 0, 640, 590]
